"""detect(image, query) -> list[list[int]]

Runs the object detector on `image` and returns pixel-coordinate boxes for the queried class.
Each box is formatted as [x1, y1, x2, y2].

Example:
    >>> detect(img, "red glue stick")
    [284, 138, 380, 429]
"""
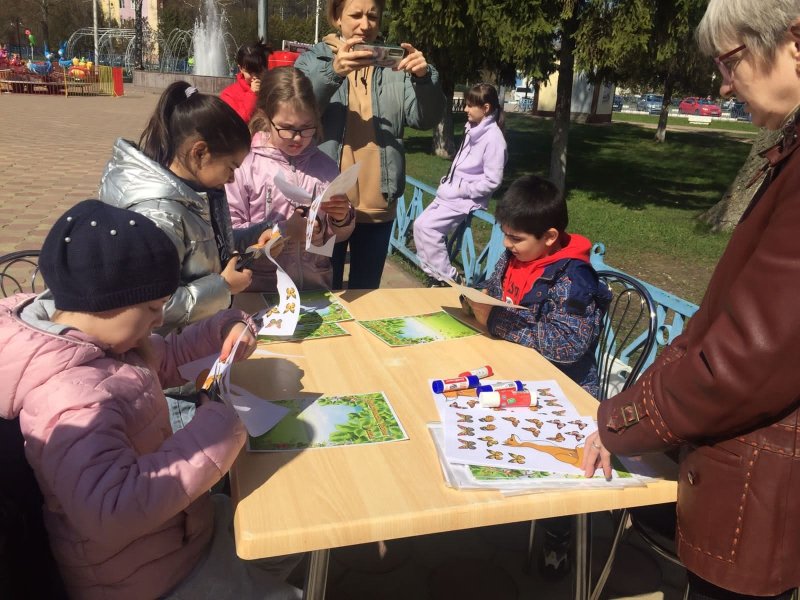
[458, 365, 494, 379]
[479, 389, 533, 408]
[432, 375, 480, 394]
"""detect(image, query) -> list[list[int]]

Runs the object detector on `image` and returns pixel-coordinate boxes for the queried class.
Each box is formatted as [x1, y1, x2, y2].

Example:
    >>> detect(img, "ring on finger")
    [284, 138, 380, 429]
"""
[591, 441, 601, 449]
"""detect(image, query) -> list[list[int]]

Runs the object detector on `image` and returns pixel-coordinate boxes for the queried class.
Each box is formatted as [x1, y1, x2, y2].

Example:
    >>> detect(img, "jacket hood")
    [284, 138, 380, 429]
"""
[464, 112, 499, 144]
[99, 138, 208, 217]
[0, 295, 106, 420]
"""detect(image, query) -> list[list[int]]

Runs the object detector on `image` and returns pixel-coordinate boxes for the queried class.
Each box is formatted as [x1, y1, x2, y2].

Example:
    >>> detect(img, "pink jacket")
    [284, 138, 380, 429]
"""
[226, 132, 355, 291]
[0, 294, 250, 600]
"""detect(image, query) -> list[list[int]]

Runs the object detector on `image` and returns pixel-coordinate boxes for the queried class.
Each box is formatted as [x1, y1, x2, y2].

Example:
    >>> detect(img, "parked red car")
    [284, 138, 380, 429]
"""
[678, 97, 722, 117]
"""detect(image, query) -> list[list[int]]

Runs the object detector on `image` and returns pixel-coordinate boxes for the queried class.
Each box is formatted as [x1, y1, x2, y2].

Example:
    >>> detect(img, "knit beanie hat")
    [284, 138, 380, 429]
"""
[40, 200, 181, 312]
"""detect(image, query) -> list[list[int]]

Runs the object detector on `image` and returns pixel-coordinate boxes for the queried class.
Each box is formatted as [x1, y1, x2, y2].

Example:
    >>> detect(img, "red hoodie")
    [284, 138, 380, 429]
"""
[219, 73, 256, 123]
[502, 232, 592, 305]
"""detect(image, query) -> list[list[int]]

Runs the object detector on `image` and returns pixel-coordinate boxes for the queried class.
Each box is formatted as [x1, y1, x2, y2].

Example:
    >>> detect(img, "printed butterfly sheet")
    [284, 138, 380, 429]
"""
[438, 380, 605, 476]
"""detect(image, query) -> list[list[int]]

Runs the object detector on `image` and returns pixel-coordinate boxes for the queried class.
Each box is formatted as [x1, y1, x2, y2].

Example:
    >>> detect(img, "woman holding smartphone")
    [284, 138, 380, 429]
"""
[295, 0, 445, 289]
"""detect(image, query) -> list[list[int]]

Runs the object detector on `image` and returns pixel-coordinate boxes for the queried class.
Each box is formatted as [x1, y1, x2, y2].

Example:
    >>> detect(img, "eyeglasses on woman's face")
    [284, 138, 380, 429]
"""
[269, 118, 317, 140]
[714, 44, 747, 82]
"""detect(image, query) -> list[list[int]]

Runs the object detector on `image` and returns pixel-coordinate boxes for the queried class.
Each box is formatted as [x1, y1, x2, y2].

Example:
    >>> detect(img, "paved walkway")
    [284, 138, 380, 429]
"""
[0, 86, 683, 599]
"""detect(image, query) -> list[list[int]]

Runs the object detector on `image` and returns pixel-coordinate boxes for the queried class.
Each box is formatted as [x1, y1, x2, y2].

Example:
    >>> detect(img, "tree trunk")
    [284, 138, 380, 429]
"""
[699, 127, 781, 232]
[549, 11, 579, 192]
[431, 50, 456, 159]
[654, 74, 674, 144]
[39, 0, 50, 51]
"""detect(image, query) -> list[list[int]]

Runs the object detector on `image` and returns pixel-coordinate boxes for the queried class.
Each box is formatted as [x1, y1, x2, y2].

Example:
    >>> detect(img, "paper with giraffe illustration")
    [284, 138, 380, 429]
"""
[247, 391, 408, 451]
[439, 379, 599, 476]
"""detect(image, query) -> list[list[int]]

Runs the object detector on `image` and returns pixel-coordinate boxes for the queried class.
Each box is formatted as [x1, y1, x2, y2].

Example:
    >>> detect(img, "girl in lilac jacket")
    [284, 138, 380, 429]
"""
[226, 67, 355, 292]
[0, 201, 300, 600]
[413, 83, 508, 284]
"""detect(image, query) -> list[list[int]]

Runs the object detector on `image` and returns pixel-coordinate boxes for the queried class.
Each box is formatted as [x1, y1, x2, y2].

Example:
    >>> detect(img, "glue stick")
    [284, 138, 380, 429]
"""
[476, 380, 525, 394]
[479, 389, 533, 408]
[432, 375, 480, 394]
[458, 365, 494, 379]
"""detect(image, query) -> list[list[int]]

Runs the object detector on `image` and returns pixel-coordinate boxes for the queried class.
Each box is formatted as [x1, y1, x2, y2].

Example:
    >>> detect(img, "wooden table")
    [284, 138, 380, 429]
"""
[230, 288, 677, 599]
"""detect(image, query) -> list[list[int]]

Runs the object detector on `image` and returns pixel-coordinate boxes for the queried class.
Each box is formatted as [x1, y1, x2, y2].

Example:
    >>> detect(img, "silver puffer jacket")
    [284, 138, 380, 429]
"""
[98, 138, 230, 334]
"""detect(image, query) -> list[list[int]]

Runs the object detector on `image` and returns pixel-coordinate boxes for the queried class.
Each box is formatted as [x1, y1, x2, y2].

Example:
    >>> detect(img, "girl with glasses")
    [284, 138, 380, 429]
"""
[226, 67, 355, 292]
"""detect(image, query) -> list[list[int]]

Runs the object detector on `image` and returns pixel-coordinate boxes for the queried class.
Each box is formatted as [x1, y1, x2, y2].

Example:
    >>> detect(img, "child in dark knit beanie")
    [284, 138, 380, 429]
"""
[0, 200, 301, 600]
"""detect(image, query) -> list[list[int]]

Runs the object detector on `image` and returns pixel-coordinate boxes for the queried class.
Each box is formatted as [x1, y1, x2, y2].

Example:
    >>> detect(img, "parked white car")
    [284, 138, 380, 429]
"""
[514, 86, 532, 103]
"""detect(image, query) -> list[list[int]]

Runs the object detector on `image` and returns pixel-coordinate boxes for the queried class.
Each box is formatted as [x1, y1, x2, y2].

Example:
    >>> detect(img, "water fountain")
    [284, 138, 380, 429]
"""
[192, 0, 229, 77]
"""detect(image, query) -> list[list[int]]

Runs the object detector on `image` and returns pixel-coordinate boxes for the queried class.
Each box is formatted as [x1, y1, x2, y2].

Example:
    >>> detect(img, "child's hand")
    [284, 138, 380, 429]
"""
[220, 321, 257, 362]
[581, 432, 613, 480]
[466, 298, 492, 326]
[221, 257, 253, 294]
[250, 77, 261, 93]
[325, 195, 352, 223]
[257, 228, 285, 258]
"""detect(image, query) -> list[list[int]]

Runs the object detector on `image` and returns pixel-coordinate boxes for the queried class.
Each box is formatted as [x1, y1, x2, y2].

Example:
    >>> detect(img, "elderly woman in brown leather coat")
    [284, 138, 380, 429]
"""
[583, 1, 800, 598]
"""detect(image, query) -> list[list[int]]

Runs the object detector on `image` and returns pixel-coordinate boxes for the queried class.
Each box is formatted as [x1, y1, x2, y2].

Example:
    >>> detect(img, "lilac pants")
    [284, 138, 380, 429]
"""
[413, 198, 477, 280]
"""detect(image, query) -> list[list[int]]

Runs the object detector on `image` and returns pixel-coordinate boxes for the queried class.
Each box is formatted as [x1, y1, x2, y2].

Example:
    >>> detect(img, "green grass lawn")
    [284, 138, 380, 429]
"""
[403, 112, 753, 303]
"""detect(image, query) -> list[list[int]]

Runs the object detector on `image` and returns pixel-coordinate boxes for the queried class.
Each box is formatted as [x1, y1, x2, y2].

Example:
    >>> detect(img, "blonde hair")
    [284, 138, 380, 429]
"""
[326, 0, 385, 29]
[697, 0, 800, 63]
[250, 67, 322, 142]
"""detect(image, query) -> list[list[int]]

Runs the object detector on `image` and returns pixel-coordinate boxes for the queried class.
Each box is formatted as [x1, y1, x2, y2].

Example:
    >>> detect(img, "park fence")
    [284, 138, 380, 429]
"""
[0, 65, 123, 96]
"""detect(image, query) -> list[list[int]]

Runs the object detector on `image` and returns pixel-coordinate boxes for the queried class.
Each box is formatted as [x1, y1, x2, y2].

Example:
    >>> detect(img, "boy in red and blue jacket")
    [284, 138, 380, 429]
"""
[464, 174, 611, 579]
[465, 174, 611, 398]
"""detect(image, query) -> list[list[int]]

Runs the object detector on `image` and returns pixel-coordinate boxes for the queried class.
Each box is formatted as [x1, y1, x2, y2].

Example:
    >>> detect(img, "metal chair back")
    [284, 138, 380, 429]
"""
[595, 270, 658, 402]
[0, 250, 43, 298]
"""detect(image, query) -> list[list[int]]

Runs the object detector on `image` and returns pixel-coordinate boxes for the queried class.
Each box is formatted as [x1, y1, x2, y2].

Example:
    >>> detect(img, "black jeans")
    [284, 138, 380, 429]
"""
[331, 220, 394, 290]
[688, 572, 795, 600]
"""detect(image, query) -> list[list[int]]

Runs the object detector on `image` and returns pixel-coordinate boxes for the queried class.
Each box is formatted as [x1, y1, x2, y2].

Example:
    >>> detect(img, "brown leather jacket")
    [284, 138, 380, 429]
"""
[598, 117, 800, 596]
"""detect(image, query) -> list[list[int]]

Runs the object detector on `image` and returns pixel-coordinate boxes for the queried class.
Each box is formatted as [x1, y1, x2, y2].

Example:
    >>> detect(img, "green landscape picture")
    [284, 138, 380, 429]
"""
[257, 321, 349, 344]
[247, 392, 407, 451]
[357, 311, 479, 346]
[262, 290, 354, 323]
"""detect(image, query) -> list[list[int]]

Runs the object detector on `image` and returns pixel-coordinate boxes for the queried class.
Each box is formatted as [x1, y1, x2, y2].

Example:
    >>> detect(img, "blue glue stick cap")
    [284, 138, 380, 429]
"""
[476, 380, 524, 394]
[432, 375, 480, 394]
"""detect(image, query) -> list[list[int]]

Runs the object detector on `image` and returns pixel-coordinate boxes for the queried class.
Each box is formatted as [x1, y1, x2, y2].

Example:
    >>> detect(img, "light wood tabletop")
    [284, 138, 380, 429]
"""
[230, 287, 677, 561]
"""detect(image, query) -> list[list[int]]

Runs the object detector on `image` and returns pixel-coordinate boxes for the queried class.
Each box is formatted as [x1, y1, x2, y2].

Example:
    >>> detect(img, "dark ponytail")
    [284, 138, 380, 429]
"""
[465, 82, 504, 132]
[139, 81, 251, 168]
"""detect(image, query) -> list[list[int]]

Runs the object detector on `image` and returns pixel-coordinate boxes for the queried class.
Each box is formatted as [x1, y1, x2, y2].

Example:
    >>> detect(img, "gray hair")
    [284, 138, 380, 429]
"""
[697, 0, 800, 63]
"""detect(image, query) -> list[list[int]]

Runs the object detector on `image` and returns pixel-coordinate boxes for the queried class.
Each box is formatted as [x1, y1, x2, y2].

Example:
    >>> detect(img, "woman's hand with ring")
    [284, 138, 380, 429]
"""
[582, 431, 613, 480]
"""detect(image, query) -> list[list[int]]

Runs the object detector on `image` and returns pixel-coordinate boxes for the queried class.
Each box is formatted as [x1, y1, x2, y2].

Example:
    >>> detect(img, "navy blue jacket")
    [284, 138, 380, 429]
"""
[484, 252, 611, 397]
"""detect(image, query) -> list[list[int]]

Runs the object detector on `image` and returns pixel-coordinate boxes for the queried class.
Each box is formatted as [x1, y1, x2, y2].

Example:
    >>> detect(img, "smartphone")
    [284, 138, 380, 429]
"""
[352, 43, 406, 69]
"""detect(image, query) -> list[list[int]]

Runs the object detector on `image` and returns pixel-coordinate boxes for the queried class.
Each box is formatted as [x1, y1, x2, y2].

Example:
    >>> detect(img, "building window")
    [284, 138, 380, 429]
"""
[119, 0, 125, 8]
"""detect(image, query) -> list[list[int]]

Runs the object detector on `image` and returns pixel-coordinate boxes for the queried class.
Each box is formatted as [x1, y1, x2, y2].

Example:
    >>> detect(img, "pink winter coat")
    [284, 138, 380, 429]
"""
[226, 131, 355, 291]
[0, 294, 250, 600]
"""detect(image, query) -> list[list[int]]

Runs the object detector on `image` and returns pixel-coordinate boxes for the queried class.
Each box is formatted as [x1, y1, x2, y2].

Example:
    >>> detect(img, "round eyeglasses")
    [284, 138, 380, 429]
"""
[269, 117, 317, 140]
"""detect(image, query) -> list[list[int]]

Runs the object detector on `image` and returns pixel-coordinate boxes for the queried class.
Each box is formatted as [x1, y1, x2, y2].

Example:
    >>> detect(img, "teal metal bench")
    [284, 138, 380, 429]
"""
[389, 176, 700, 372]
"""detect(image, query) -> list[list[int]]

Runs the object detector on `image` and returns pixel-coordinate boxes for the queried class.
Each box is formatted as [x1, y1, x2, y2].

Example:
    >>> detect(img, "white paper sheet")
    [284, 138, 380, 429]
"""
[273, 164, 360, 257]
[252, 225, 301, 337]
[178, 350, 289, 437]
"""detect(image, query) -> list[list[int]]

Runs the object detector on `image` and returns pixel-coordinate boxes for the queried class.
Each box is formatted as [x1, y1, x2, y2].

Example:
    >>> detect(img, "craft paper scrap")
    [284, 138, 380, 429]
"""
[247, 391, 407, 451]
[273, 164, 360, 257]
[252, 231, 301, 337]
[418, 260, 524, 309]
[178, 353, 289, 437]
[358, 311, 480, 347]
